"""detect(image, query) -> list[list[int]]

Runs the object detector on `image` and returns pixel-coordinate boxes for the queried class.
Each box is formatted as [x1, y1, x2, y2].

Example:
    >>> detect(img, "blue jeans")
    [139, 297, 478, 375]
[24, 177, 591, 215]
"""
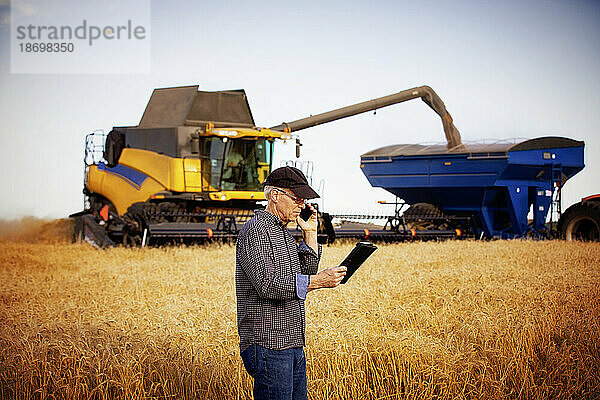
[241, 344, 307, 400]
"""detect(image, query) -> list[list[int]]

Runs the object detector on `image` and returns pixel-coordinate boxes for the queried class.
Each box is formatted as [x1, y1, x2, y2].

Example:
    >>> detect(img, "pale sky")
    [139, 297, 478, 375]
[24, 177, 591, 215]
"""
[0, 0, 599, 219]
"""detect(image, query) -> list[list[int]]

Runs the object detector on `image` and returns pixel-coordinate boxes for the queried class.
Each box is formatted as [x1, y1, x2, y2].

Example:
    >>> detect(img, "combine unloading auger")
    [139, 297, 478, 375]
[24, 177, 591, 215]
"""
[271, 86, 463, 150]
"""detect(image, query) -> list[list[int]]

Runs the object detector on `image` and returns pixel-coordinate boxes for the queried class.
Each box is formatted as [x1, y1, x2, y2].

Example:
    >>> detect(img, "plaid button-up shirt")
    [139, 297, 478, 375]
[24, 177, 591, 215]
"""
[236, 209, 322, 352]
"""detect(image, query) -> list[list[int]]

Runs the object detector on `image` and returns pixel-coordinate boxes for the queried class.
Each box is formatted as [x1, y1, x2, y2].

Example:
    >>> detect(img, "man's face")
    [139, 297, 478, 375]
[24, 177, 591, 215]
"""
[272, 187, 306, 223]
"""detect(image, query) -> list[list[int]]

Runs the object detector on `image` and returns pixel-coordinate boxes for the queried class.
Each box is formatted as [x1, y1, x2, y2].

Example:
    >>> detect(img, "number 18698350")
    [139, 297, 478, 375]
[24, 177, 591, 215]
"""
[19, 42, 74, 52]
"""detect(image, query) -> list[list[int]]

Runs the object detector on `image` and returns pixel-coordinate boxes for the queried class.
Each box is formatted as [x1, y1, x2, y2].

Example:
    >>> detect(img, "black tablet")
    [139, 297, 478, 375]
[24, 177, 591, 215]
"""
[339, 241, 377, 284]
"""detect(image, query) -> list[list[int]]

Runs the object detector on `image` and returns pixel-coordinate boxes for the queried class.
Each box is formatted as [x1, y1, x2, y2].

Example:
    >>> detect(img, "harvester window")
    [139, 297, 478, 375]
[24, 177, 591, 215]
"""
[199, 137, 226, 191]
[221, 139, 273, 191]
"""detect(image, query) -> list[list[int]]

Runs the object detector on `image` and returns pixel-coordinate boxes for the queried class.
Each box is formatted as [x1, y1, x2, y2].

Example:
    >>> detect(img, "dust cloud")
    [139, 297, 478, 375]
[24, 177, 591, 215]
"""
[0, 217, 74, 243]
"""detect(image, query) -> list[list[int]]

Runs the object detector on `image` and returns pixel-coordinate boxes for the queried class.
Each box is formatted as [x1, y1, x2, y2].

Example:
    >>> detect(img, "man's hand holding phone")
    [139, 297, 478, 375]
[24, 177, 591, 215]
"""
[297, 203, 318, 253]
[297, 203, 317, 231]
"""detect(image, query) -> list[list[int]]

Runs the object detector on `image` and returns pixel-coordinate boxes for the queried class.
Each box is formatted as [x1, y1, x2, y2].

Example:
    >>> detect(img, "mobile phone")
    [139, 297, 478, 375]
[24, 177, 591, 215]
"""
[300, 206, 313, 221]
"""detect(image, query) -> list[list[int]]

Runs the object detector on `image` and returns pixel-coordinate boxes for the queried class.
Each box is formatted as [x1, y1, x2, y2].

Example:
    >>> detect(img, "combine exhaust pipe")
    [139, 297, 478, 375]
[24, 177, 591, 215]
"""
[271, 86, 463, 150]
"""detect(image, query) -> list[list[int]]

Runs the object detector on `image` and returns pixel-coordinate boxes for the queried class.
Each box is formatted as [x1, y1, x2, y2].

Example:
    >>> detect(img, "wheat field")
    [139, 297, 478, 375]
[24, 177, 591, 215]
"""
[0, 218, 599, 399]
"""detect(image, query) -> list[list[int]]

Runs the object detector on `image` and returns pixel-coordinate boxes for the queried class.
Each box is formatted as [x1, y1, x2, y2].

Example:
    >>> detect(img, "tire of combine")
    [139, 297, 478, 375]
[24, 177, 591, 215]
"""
[557, 201, 600, 241]
[121, 201, 190, 246]
[121, 202, 146, 246]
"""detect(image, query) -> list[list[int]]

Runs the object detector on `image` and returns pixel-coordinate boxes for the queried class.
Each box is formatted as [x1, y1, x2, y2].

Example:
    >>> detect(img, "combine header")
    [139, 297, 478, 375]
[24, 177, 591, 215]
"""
[72, 84, 594, 246]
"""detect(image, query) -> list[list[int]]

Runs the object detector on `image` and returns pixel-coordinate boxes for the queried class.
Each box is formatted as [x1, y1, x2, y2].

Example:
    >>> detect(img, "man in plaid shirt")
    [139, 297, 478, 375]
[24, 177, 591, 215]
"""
[236, 166, 347, 400]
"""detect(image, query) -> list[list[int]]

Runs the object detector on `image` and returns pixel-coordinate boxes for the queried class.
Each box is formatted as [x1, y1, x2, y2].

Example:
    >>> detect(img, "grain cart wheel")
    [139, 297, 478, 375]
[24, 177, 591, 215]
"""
[558, 201, 600, 241]
[403, 203, 447, 230]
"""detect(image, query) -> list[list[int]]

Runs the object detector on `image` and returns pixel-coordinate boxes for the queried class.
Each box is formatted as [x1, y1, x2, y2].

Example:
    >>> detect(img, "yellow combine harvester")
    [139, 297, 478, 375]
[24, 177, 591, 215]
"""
[74, 86, 294, 246]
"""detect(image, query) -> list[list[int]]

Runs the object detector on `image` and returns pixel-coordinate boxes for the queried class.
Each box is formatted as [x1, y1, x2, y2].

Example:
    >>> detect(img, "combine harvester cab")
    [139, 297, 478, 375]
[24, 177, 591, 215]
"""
[360, 137, 585, 238]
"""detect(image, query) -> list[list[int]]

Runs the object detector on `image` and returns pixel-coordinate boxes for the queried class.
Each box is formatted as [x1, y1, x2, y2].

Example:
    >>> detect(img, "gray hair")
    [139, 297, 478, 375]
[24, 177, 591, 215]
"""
[264, 185, 275, 201]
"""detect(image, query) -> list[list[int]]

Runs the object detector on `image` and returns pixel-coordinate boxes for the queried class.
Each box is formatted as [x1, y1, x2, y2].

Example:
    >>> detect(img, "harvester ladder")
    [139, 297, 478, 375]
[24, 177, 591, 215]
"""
[82, 130, 106, 209]
[281, 160, 315, 184]
[550, 163, 563, 226]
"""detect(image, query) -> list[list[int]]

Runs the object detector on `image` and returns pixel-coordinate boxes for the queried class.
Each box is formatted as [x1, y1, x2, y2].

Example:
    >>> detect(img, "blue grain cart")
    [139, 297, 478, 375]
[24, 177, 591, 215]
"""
[360, 137, 585, 238]
[273, 86, 589, 240]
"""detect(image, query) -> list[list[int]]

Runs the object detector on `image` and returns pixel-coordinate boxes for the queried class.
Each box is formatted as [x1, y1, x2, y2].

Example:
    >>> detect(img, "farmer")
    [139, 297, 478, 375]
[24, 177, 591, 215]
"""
[235, 166, 346, 400]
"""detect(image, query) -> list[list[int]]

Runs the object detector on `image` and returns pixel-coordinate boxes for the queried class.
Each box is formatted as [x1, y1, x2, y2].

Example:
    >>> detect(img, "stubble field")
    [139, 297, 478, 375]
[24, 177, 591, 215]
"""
[0, 218, 599, 399]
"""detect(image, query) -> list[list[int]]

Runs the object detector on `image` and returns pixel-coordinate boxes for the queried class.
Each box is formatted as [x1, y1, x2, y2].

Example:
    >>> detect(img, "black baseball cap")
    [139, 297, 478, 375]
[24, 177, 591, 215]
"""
[264, 166, 320, 199]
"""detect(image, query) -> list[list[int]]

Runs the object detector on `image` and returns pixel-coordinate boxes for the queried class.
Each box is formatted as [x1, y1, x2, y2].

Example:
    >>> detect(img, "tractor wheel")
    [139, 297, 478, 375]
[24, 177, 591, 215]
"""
[557, 201, 600, 241]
